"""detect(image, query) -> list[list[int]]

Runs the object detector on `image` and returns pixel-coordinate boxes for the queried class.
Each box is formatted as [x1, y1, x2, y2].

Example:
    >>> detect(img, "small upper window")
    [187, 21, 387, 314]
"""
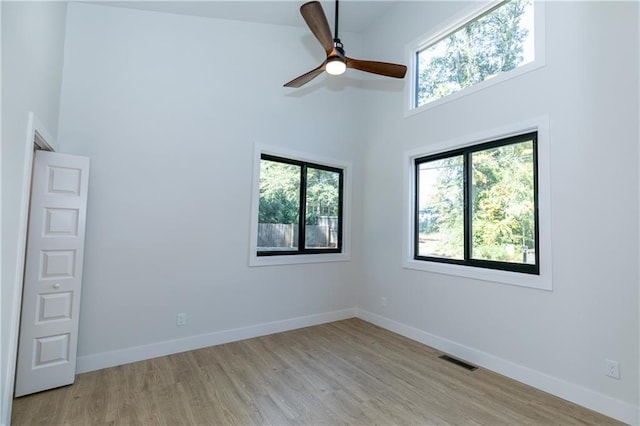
[414, 0, 536, 108]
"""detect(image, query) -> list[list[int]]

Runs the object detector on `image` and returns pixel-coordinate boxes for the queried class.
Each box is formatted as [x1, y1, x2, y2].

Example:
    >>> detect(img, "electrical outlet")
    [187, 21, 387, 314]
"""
[381, 297, 388, 307]
[605, 359, 620, 379]
[176, 312, 187, 326]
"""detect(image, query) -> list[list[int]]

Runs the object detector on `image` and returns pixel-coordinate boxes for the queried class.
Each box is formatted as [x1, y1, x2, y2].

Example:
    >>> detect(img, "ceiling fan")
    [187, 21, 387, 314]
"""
[284, 0, 407, 88]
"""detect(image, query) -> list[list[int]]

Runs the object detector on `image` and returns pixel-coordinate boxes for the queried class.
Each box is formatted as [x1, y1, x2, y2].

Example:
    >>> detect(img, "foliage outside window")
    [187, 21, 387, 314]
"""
[416, 0, 534, 108]
[258, 154, 343, 256]
[415, 132, 538, 274]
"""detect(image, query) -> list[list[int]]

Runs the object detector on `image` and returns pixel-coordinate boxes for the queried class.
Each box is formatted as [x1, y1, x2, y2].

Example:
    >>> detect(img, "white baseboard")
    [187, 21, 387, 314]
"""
[76, 308, 357, 374]
[356, 308, 639, 426]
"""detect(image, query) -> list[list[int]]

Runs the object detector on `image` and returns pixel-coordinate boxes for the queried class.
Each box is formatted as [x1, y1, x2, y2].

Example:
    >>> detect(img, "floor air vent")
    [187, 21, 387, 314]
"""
[439, 355, 478, 371]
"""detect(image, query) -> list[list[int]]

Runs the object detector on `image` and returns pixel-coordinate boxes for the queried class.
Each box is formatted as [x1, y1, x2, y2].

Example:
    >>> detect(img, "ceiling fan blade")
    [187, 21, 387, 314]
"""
[300, 1, 334, 55]
[346, 57, 408, 79]
[284, 62, 326, 88]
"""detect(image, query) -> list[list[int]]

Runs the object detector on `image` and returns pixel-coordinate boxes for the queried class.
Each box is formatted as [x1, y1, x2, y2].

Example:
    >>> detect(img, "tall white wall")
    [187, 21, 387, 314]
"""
[57, 3, 364, 364]
[358, 1, 639, 422]
[1, 2, 67, 425]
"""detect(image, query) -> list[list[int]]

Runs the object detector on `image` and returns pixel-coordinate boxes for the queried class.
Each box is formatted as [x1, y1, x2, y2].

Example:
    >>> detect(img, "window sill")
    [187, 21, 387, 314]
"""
[402, 258, 551, 291]
[249, 252, 350, 267]
[404, 60, 545, 118]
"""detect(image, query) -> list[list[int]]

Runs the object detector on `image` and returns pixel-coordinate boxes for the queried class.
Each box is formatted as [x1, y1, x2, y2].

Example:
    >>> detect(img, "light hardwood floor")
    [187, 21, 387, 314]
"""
[12, 318, 621, 425]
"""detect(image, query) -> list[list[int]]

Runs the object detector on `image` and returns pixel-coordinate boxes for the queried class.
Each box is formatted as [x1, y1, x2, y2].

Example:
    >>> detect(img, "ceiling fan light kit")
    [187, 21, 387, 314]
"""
[284, 0, 408, 88]
[326, 56, 346, 75]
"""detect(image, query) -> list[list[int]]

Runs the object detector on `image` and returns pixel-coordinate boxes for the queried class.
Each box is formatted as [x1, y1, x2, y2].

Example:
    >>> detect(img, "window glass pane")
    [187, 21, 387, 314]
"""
[305, 167, 340, 249]
[416, 0, 534, 107]
[417, 156, 464, 260]
[258, 159, 300, 251]
[471, 140, 535, 264]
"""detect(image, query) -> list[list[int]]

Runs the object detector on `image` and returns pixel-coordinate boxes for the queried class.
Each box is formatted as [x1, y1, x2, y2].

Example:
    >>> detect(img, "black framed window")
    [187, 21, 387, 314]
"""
[258, 154, 343, 256]
[415, 132, 539, 274]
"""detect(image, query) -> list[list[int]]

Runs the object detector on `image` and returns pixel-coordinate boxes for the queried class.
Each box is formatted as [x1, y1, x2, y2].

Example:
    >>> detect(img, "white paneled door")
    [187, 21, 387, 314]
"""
[15, 150, 90, 397]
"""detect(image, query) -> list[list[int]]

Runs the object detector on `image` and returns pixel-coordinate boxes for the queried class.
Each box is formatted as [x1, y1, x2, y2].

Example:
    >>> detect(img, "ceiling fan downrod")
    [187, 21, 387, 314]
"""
[325, 0, 346, 75]
[333, 0, 344, 54]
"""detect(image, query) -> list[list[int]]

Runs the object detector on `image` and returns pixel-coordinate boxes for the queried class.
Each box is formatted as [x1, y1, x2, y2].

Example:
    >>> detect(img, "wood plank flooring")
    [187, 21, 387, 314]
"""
[12, 318, 621, 425]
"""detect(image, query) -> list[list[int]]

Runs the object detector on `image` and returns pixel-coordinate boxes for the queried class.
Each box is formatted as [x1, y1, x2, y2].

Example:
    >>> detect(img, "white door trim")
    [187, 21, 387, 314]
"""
[3, 112, 55, 420]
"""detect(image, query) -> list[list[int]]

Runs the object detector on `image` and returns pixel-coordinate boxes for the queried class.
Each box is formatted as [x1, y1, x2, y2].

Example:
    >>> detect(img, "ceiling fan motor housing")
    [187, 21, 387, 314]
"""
[333, 38, 345, 56]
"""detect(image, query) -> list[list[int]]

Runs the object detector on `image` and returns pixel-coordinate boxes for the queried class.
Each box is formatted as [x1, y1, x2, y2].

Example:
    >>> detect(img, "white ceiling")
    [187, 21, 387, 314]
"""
[89, 1, 398, 34]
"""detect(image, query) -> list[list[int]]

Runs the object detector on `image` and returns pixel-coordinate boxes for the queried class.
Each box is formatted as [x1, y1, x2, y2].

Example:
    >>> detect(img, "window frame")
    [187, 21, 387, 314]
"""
[404, 0, 546, 116]
[403, 117, 552, 291]
[258, 153, 344, 257]
[414, 132, 539, 275]
[249, 144, 352, 267]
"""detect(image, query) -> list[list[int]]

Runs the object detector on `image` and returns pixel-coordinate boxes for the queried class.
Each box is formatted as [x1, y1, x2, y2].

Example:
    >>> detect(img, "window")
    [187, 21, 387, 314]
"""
[257, 154, 343, 256]
[410, 0, 542, 111]
[414, 132, 538, 274]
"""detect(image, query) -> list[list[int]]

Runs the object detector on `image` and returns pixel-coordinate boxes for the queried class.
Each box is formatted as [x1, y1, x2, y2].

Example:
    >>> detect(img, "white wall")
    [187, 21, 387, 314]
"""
[358, 1, 639, 423]
[57, 3, 364, 365]
[1, 2, 67, 425]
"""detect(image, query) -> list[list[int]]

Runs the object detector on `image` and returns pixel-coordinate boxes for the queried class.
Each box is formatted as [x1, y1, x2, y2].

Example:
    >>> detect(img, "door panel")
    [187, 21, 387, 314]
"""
[15, 150, 89, 397]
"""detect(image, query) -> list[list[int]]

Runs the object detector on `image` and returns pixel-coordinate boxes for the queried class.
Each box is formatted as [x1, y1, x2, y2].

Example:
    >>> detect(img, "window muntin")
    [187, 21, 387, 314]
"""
[258, 154, 343, 256]
[415, 0, 535, 108]
[414, 132, 538, 274]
